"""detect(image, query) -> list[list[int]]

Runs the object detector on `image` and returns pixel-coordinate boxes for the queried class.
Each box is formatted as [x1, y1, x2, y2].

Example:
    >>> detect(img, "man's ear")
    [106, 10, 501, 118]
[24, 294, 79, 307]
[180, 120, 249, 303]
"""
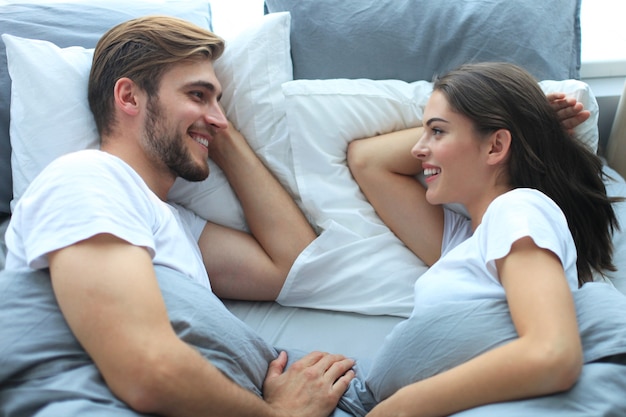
[486, 129, 512, 165]
[113, 77, 141, 116]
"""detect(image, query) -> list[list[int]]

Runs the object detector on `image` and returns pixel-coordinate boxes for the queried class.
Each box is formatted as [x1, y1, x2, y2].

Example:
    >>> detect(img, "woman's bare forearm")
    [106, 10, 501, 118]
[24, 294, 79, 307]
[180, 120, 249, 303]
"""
[347, 128, 444, 265]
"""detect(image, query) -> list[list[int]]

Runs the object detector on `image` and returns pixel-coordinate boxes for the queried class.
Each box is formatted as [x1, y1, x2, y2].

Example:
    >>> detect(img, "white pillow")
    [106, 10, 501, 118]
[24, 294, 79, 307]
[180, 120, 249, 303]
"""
[285, 79, 432, 233]
[4, 35, 98, 210]
[277, 79, 432, 317]
[538, 79, 599, 153]
[4, 12, 293, 232]
[276, 77, 601, 317]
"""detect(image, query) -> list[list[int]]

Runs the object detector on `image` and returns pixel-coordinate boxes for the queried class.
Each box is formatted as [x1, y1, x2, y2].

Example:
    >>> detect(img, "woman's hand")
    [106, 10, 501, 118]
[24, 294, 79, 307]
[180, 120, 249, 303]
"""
[547, 92, 591, 133]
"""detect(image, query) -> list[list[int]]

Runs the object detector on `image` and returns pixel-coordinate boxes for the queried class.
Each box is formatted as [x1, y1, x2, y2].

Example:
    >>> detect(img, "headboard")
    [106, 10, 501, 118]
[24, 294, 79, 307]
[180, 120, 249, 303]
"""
[264, 0, 581, 83]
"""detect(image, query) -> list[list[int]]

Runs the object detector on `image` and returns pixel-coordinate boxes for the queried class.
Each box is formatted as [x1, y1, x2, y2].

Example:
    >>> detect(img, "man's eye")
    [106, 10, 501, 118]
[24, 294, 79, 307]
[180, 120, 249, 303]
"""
[190, 91, 204, 100]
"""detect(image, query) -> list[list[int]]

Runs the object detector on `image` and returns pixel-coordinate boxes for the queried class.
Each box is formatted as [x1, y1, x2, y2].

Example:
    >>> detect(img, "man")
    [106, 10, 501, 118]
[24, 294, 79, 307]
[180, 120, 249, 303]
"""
[2, 15, 354, 416]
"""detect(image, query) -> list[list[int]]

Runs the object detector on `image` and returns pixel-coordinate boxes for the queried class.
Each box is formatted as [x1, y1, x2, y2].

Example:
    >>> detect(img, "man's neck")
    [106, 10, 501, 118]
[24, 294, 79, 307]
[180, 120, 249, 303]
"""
[100, 140, 175, 201]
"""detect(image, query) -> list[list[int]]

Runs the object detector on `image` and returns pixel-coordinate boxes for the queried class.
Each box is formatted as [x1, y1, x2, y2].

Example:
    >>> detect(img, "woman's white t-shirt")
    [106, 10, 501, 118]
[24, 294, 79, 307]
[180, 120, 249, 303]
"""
[5, 150, 210, 289]
[413, 188, 578, 309]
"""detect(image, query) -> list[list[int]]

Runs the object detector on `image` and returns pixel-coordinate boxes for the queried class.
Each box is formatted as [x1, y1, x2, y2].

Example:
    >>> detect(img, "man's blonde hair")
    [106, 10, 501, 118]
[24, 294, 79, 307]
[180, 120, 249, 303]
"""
[88, 15, 225, 137]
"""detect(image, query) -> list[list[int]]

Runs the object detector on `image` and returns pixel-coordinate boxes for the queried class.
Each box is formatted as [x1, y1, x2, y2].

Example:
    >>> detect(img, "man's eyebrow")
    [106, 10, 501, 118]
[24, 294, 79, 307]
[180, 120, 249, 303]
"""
[425, 117, 450, 126]
[187, 81, 222, 101]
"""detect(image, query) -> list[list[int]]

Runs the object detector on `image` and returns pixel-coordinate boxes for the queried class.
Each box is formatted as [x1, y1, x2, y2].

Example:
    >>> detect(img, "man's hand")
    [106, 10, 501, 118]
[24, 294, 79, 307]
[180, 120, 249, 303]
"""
[200, 119, 317, 301]
[263, 351, 356, 417]
[547, 92, 591, 133]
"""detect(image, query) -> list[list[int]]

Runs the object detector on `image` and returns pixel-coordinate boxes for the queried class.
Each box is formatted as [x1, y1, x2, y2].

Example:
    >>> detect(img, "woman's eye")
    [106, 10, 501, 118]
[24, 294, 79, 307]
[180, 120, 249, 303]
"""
[432, 128, 443, 136]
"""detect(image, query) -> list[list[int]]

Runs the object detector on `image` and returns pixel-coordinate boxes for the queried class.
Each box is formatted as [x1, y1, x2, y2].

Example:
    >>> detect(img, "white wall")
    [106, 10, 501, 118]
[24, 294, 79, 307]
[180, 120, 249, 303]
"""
[580, 0, 626, 156]
[209, 0, 264, 39]
[581, 0, 626, 78]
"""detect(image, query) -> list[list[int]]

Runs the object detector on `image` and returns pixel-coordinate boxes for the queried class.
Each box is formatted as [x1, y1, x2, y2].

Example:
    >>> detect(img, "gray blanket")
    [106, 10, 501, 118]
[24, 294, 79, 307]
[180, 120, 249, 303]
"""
[339, 282, 626, 416]
[0, 266, 280, 416]
[2, 266, 625, 416]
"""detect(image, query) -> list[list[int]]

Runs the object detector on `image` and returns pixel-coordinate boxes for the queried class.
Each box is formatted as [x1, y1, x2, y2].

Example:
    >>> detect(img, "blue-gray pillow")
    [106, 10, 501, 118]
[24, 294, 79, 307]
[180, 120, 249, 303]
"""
[264, 0, 581, 82]
[0, 1, 213, 216]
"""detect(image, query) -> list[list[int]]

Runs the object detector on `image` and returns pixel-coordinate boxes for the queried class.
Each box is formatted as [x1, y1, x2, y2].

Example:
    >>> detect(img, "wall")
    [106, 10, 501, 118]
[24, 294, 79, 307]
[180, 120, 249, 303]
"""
[586, 76, 625, 157]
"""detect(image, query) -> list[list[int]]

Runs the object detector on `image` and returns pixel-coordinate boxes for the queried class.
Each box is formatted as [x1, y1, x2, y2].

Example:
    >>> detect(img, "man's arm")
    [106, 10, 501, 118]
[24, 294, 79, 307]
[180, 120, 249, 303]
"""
[49, 233, 353, 417]
[200, 122, 317, 300]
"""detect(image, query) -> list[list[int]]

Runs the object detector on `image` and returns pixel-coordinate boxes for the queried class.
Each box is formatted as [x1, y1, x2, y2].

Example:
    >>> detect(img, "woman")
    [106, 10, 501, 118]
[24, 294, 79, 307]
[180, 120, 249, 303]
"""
[344, 62, 624, 416]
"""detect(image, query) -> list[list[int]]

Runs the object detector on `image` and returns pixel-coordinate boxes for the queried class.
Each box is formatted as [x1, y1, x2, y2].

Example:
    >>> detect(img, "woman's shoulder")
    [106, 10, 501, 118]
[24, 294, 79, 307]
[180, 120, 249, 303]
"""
[479, 188, 577, 279]
[490, 188, 563, 218]
[482, 188, 570, 242]
[494, 188, 554, 204]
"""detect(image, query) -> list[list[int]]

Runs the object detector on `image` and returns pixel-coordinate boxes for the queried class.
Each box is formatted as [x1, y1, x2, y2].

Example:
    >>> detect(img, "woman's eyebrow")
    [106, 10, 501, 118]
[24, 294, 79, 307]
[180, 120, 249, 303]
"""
[425, 117, 450, 126]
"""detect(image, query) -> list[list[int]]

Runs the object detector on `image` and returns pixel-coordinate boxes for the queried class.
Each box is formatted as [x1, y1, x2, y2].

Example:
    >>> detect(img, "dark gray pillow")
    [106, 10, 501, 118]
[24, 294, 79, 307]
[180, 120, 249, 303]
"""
[0, 1, 213, 216]
[264, 0, 581, 82]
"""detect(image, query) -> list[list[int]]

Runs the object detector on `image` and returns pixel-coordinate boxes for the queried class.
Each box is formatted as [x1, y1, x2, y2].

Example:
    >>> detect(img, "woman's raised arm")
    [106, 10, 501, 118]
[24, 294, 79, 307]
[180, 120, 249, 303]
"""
[347, 128, 444, 266]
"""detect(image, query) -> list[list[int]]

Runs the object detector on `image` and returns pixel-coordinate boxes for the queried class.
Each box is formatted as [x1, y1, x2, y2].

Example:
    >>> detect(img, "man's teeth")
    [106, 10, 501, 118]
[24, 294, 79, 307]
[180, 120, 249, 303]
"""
[424, 168, 441, 177]
[193, 136, 209, 147]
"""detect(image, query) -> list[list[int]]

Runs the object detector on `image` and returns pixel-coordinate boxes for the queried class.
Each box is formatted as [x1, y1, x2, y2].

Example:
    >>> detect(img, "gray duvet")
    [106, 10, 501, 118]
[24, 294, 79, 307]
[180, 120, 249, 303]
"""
[0, 266, 279, 416]
[340, 282, 626, 416]
[1, 267, 625, 416]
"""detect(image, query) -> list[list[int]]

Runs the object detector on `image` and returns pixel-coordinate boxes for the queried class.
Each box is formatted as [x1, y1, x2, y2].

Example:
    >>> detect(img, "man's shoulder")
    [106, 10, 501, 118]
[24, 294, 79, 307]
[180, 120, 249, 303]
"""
[20, 149, 151, 211]
[36, 150, 140, 188]
[48, 149, 121, 171]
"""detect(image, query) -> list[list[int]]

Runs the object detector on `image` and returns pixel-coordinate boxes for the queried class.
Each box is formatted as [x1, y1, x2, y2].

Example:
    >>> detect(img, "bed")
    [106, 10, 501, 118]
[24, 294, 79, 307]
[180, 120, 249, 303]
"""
[0, 0, 625, 415]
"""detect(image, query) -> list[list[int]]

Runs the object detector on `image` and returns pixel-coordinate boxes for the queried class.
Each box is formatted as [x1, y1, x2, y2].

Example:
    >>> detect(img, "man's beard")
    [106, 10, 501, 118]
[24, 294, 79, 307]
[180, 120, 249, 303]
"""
[143, 97, 209, 182]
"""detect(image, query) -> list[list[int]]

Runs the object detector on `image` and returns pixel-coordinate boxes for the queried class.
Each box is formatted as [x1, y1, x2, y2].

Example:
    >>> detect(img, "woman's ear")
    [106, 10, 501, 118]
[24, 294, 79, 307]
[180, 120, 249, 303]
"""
[486, 129, 512, 165]
[113, 77, 141, 116]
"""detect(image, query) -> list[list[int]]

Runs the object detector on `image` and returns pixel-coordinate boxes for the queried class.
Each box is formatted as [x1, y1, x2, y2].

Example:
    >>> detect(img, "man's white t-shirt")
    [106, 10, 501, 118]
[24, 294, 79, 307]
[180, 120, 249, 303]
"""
[5, 150, 210, 290]
[413, 188, 578, 309]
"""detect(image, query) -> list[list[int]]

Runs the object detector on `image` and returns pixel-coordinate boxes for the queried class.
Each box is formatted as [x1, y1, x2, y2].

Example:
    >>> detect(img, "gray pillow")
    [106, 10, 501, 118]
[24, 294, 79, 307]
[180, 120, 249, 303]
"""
[0, 1, 214, 216]
[264, 0, 581, 82]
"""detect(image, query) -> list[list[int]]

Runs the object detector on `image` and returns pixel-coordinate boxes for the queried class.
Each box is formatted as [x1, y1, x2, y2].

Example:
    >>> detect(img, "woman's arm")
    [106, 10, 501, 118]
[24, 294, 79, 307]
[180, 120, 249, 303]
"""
[346, 94, 587, 268]
[347, 128, 444, 266]
[366, 237, 582, 417]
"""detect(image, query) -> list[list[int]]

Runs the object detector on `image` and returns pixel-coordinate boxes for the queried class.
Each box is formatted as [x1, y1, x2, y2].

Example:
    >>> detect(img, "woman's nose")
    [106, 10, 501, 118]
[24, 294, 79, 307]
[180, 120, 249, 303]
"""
[411, 136, 429, 159]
